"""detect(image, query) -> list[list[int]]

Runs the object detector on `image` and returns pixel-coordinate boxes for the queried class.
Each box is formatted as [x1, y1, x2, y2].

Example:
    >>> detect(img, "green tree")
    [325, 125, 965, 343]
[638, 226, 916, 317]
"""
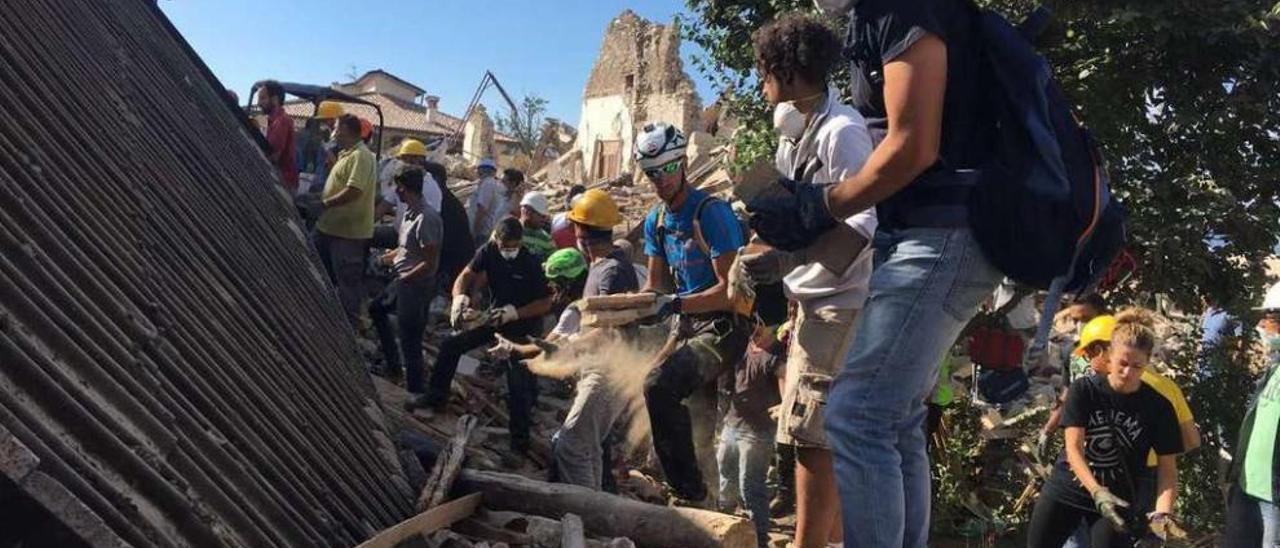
[681, 0, 818, 171]
[683, 0, 1280, 317]
[496, 93, 549, 157]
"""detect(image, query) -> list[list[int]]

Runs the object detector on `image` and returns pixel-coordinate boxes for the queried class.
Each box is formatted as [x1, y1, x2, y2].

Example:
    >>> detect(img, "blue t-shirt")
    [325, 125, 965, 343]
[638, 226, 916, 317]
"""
[643, 189, 745, 295]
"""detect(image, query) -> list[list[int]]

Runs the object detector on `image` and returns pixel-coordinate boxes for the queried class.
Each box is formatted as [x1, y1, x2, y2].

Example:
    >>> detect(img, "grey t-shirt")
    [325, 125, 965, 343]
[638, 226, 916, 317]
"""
[583, 248, 639, 298]
[394, 202, 443, 277]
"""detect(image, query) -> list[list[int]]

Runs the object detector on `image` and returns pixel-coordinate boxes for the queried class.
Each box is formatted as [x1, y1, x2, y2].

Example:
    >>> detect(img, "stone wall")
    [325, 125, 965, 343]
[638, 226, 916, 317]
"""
[576, 10, 702, 180]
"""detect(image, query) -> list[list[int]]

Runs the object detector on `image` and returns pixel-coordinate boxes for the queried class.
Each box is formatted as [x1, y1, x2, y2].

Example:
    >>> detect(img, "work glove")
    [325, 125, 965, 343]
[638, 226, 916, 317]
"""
[1145, 512, 1185, 543]
[1034, 430, 1051, 463]
[737, 246, 802, 286]
[449, 295, 471, 328]
[488, 305, 519, 327]
[1091, 487, 1130, 531]
[746, 178, 839, 252]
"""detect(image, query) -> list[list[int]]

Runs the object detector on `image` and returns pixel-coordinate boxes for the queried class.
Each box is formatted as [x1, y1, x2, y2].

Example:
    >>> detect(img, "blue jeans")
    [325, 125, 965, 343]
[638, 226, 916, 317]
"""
[826, 228, 1001, 547]
[717, 423, 775, 548]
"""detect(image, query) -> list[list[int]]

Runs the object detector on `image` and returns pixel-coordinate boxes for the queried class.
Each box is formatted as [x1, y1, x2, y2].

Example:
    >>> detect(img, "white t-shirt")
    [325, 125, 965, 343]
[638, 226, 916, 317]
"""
[775, 91, 878, 312]
[378, 159, 442, 229]
[551, 306, 582, 338]
[467, 176, 508, 239]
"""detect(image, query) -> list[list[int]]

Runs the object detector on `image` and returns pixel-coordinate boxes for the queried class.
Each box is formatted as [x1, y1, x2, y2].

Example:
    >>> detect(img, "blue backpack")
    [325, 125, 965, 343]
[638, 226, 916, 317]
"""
[967, 6, 1127, 297]
[966, 6, 1128, 368]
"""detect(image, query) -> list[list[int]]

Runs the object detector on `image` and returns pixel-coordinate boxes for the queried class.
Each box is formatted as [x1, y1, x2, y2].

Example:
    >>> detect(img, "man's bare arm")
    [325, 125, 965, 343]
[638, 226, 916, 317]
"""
[827, 34, 948, 219]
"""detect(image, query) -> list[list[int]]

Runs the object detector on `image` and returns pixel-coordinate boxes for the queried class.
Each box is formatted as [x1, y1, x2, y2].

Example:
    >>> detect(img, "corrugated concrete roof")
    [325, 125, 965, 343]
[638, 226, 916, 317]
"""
[0, 0, 413, 545]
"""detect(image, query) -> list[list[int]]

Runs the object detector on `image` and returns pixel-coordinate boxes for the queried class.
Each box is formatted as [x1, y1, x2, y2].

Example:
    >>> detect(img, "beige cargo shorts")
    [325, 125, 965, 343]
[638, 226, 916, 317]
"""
[776, 306, 859, 448]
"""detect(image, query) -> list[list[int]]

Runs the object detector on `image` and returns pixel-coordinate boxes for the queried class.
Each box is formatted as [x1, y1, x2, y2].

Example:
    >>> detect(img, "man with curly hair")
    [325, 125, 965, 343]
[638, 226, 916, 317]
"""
[746, 0, 1005, 545]
[739, 13, 877, 548]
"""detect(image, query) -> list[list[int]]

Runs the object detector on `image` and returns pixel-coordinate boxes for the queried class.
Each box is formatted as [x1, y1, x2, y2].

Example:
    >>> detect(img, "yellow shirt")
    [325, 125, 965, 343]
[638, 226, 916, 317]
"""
[316, 142, 376, 239]
[1142, 369, 1193, 467]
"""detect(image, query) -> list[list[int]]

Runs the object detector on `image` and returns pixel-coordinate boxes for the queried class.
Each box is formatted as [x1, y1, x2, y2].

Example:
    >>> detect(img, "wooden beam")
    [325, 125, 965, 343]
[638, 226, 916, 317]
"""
[457, 469, 755, 548]
[418, 415, 478, 511]
[354, 493, 483, 548]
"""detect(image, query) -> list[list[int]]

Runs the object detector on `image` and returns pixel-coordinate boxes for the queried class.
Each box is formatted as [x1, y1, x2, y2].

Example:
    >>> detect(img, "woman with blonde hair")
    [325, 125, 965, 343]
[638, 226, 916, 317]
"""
[1027, 308, 1185, 547]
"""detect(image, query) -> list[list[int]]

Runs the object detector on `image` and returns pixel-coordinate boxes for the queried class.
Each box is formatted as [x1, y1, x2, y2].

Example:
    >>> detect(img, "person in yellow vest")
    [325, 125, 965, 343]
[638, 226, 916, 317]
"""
[313, 114, 377, 326]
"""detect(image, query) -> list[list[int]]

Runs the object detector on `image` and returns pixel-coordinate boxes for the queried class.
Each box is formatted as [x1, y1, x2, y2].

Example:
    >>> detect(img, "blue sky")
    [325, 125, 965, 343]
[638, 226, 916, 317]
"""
[159, 0, 718, 127]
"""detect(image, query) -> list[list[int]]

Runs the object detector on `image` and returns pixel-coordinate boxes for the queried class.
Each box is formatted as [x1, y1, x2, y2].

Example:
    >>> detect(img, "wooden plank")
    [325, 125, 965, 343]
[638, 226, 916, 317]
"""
[355, 492, 483, 548]
[579, 293, 656, 311]
[581, 308, 648, 328]
[418, 415, 479, 511]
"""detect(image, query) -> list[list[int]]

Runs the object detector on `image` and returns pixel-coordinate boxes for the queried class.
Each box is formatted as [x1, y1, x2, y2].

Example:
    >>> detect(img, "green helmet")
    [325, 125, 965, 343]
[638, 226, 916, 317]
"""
[544, 248, 588, 281]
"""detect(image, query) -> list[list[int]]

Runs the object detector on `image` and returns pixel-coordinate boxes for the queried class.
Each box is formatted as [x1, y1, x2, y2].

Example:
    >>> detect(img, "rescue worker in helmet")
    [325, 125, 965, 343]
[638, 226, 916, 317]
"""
[634, 122, 750, 503]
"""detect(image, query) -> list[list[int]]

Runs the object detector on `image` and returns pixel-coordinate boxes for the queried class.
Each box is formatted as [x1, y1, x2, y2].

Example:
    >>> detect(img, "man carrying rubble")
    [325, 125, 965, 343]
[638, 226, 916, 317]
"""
[368, 168, 442, 393]
[549, 189, 639, 490]
[635, 122, 750, 504]
[314, 114, 378, 327]
[735, 13, 877, 547]
[745, 0, 1005, 544]
[415, 217, 553, 457]
[467, 159, 506, 247]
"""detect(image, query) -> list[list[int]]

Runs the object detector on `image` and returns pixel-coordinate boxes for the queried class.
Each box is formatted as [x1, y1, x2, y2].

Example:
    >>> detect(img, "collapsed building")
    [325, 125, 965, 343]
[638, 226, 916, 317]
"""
[537, 10, 708, 189]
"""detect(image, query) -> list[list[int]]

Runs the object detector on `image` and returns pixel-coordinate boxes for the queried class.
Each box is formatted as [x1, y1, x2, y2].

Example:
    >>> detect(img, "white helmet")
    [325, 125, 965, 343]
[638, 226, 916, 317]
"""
[635, 122, 688, 170]
[519, 191, 550, 217]
[1260, 281, 1280, 311]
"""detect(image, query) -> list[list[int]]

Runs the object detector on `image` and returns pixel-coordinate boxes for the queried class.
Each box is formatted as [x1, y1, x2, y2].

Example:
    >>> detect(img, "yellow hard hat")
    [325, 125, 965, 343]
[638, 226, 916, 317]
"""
[397, 139, 428, 158]
[567, 188, 623, 229]
[1074, 315, 1117, 356]
[315, 100, 343, 120]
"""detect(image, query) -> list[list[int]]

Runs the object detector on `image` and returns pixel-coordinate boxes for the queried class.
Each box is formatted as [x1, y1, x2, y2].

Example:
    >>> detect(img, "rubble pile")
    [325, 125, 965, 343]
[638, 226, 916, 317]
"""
[354, 317, 763, 548]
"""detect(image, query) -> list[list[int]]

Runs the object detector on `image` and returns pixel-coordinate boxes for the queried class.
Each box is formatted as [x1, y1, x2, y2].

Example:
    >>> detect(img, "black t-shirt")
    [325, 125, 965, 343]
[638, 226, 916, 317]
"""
[846, 0, 994, 227]
[721, 345, 783, 434]
[1044, 375, 1183, 509]
[468, 242, 550, 334]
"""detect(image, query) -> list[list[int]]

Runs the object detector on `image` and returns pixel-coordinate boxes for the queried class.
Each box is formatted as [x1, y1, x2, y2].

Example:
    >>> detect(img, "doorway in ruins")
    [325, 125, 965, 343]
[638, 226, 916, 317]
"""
[591, 139, 622, 180]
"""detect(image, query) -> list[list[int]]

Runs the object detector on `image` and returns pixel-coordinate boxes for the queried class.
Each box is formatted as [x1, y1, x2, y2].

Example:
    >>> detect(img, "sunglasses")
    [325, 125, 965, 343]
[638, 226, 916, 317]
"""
[643, 161, 680, 180]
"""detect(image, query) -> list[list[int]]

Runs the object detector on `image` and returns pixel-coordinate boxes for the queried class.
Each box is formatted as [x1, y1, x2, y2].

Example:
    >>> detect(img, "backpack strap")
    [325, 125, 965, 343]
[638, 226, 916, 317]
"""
[652, 195, 719, 261]
[651, 195, 725, 291]
[688, 195, 717, 257]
